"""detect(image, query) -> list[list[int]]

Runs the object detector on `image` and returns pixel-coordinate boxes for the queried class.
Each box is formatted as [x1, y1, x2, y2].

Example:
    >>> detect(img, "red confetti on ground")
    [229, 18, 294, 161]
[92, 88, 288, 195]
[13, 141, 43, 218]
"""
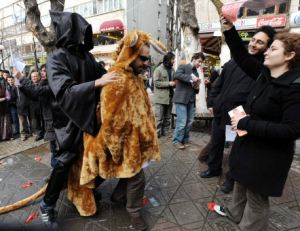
[207, 202, 216, 212]
[34, 155, 42, 161]
[21, 182, 33, 188]
[143, 195, 149, 207]
[25, 213, 39, 224]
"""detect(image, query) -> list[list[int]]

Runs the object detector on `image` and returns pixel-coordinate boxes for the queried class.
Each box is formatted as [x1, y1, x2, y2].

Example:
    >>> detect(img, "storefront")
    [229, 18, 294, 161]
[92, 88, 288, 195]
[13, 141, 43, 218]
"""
[92, 19, 125, 64]
[199, 15, 287, 68]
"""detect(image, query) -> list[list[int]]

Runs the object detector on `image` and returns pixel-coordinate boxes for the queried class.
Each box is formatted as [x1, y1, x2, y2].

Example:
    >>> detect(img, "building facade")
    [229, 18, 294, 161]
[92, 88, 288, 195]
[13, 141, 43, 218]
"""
[0, 0, 169, 71]
[195, 0, 300, 65]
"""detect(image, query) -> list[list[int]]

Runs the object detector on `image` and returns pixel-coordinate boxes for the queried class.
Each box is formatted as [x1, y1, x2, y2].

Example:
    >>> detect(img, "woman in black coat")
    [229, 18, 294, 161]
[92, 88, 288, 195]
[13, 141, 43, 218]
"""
[215, 15, 300, 231]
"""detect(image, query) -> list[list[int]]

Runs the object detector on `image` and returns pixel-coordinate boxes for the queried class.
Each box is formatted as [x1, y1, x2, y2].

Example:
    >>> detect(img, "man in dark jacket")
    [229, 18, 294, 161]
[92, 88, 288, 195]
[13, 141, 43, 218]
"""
[39, 11, 118, 226]
[15, 71, 31, 141]
[172, 52, 204, 149]
[200, 26, 276, 193]
[6, 76, 20, 138]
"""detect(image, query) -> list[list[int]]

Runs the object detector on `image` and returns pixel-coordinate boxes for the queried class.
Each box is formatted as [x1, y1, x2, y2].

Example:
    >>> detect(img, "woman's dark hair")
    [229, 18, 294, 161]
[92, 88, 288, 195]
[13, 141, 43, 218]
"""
[163, 52, 175, 67]
[40, 64, 46, 70]
[191, 52, 205, 62]
[275, 32, 300, 69]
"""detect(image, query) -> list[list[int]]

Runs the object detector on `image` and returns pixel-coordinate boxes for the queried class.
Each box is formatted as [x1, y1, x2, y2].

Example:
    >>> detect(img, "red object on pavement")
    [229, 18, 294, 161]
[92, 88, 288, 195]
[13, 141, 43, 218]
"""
[25, 213, 39, 224]
[143, 195, 149, 207]
[207, 202, 216, 211]
[21, 182, 33, 188]
[34, 155, 42, 161]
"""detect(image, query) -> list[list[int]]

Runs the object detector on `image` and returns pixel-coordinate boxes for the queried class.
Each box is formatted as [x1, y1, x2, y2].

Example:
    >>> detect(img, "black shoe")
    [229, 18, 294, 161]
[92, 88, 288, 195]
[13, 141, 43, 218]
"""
[40, 205, 58, 228]
[200, 169, 221, 178]
[131, 216, 148, 231]
[220, 180, 234, 194]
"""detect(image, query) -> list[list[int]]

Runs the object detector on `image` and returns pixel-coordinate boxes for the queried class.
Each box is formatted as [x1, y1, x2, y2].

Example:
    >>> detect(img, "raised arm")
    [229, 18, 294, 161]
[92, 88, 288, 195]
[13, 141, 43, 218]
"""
[221, 16, 262, 80]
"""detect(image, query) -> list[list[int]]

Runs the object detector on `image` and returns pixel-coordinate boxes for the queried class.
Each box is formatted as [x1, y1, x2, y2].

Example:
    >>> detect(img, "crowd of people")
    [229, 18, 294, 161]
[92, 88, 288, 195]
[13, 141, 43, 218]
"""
[2, 9, 300, 231]
[0, 67, 47, 142]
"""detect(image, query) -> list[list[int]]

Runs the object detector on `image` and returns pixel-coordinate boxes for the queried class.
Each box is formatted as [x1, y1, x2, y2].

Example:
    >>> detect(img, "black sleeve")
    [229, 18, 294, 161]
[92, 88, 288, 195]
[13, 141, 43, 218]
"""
[47, 52, 98, 135]
[224, 26, 262, 80]
[238, 84, 300, 139]
[207, 69, 225, 107]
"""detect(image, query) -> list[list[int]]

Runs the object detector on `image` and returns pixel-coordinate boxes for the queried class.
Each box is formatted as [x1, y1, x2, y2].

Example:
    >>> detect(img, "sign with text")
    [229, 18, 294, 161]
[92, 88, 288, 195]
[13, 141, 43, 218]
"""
[257, 15, 286, 28]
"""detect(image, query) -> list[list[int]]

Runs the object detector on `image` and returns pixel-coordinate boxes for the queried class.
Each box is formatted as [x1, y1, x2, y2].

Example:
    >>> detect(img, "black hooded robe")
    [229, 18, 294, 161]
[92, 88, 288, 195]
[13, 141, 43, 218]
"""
[47, 11, 106, 163]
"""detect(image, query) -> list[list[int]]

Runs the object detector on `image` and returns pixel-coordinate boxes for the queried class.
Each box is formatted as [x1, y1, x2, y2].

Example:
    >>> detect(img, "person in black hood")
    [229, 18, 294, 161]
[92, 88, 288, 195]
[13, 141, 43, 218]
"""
[39, 11, 119, 226]
[153, 52, 176, 137]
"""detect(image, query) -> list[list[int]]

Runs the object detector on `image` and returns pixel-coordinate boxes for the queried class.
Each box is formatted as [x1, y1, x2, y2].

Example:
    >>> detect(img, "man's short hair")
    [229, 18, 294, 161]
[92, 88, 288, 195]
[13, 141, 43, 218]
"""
[191, 52, 205, 62]
[2, 70, 10, 75]
[256, 26, 276, 47]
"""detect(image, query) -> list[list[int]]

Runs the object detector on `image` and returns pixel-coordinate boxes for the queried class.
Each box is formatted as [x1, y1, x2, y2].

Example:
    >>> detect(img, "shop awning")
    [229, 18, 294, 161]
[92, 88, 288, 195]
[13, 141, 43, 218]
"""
[200, 36, 222, 56]
[100, 19, 124, 32]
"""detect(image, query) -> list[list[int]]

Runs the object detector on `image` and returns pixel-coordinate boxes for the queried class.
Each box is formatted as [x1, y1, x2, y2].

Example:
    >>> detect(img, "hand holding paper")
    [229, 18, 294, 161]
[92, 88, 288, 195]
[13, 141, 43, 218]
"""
[228, 106, 248, 136]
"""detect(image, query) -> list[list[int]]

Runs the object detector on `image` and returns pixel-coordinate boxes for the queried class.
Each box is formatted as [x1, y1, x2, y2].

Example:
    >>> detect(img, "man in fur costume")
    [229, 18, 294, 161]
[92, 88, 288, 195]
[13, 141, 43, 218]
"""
[81, 31, 162, 230]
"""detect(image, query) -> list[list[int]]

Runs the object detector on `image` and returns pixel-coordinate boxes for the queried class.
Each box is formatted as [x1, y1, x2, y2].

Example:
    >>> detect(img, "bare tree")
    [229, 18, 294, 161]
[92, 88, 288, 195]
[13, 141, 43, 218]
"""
[210, 0, 224, 16]
[177, 0, 200, 62]
[23, 0, 65, 52]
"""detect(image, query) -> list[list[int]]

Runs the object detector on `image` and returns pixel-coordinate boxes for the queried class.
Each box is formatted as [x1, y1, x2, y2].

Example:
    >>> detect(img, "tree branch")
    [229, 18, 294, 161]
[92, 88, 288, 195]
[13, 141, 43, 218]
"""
[210, 0, 224, 16]
[23, 0, 64, 52]
[177, 0, 199, 35]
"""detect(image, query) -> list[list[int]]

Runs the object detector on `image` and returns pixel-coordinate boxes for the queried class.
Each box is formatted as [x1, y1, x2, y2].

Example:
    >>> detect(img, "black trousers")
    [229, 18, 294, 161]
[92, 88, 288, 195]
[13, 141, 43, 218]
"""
[207, 117, 225, 172]
[43, 148, 104, 207]
[43, 153, 75, 206]
[111, 170, 145, 217]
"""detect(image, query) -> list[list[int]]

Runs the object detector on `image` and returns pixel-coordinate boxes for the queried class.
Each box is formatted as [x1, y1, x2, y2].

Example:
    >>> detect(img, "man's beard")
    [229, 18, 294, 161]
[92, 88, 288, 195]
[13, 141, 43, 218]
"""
[132, 65, 148, 75]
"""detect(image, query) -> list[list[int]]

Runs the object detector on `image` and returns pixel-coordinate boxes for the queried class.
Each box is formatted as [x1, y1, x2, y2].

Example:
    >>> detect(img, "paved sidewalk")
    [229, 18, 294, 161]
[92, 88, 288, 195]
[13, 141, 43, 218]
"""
[0, 136, 46, 160]
[1, 132, 300, 230]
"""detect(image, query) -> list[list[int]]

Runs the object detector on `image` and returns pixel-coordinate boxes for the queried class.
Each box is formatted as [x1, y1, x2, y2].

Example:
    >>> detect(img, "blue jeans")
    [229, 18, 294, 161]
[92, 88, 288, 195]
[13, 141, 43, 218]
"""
[172, 102, 195, 144]
[10, 105, 20, 135]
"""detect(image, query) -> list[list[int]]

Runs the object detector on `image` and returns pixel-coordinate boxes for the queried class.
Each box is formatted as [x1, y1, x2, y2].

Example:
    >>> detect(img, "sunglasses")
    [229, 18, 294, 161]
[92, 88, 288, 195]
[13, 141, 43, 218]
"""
[139, 55, 150, 62]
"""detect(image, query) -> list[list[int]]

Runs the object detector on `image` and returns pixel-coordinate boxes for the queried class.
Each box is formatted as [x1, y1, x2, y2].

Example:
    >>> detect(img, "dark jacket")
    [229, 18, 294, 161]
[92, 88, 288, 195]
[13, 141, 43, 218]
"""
[173, 63, 199, 105]
[19, 78, 56, 141]
[6, 84, 18, 107]
[16, 78, 30, 116]
[47, 11, 106, 157]
[224, 26, 300, 197]
[207, 59, 256, 127]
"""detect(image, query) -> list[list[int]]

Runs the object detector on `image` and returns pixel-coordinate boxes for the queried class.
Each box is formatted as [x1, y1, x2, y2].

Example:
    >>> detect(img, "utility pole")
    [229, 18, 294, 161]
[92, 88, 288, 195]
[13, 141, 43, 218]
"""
[32, 36, 39, 70]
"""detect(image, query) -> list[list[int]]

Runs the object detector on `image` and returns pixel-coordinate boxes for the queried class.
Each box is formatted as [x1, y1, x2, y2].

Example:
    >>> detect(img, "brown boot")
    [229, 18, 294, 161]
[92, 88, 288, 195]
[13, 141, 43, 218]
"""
[131, 216, 148, 231]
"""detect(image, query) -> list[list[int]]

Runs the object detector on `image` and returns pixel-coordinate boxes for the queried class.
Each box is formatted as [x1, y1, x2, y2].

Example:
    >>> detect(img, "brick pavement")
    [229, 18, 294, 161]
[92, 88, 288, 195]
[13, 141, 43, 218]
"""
[0, 136, 46, 160]
[1, 132, 300, 230]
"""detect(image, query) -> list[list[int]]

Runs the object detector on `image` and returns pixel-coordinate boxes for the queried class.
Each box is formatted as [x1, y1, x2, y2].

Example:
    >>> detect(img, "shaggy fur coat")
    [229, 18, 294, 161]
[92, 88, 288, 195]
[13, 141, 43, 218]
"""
[67, 31, 161, 216]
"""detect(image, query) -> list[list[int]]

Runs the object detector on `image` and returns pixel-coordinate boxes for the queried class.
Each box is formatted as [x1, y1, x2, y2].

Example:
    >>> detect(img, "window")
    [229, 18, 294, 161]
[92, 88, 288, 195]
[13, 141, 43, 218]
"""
[13, 4, 25, 23]
[114, 0, 120, 10]
[246, 8, 259, 16]
[278, 3, 287, 14]
[263, 6, 275, 14]
[93, 0, 103, 14]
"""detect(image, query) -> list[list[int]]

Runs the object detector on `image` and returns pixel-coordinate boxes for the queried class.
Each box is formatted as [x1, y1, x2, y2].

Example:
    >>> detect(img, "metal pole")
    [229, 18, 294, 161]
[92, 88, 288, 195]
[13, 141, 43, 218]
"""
[32, 36, 39, 70]
[1, 50, 4, 69]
